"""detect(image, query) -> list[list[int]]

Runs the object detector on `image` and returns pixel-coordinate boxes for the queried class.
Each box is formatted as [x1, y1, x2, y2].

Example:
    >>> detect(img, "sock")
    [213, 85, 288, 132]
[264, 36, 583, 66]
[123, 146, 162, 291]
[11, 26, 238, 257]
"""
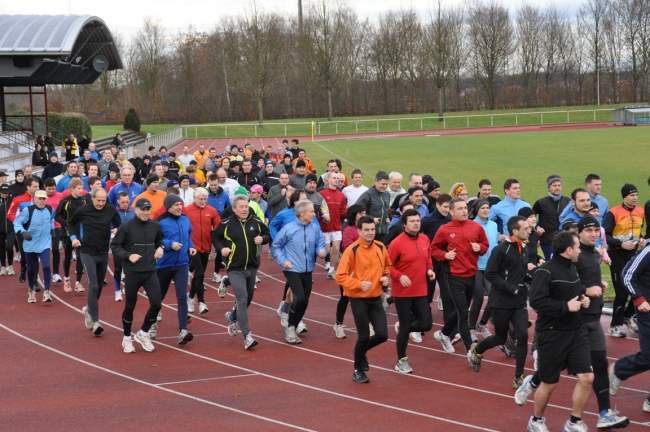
[570, 415, 581, 424]
[123, 335, 131, 340]
[530, 374, 540, 389]
[600, 410, 608, 416]
[281, 302, 290, 313]
[532, 416, 542, 422]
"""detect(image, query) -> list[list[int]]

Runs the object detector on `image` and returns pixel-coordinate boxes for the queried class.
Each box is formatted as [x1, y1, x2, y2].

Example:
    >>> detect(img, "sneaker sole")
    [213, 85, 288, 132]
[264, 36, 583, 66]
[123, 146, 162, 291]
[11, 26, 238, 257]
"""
[245, 340, 258, 350]
[122, 344, 136, 353]
[178, 332, 194, 345]
[395, 365, 413, 374]
[93, 325, 104, 336]
[199, 308, 209, 314]
[135, 335, 155, 352]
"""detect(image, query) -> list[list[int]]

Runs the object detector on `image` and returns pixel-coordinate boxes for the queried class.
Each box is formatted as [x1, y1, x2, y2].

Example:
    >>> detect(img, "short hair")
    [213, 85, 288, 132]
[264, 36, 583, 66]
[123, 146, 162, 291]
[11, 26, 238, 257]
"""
[66, 161, 77, 169]
[552, 231, 578, 256]
[448, 197, 466, 210]
[400, 208, 420, 225]
[120, 166, 134, 176]
[327, 159, 337, 166]
[571, 188, 589, 201]
[585, 174, 601, 184]
[288, 189, 304, 208]
[167, 187, 180, 195]
[478, 179, 491, 188]
[351, 168, 362, 177]
[207, 173, 218, 182]
[25, 177, 39, 188]
[323, 172, 332, 181]
[346, 203, 366, 226]
[507, 215, 527, 235]
[186, 165, 196, 173]
[357, 215, 376, 230]
[87, 176, 101, 187]
[69, 178, 84, 189]
[117, 191, 129, 200]
[88, 163, 99, 171]
[399, 199, 413, 212]
[232, 194, 249, 208]
[503, 178, 519, 191]
[408, 173, 421, 181]
[389, 171, 403, 181]
[44, 178, 56, 188]
[294, 199, 314, 217]
[90, 187, 107, 198]
[437, 193, 452, 205]
[375, 170, 389, 182]
[193, 187, 209, 198]
[334, 159, 342, 170]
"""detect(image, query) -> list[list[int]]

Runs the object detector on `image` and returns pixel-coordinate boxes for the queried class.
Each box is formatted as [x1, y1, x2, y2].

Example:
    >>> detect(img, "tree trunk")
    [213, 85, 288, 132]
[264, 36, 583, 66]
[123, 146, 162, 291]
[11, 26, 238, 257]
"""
[437, 86, 444, 121]
[221, 51, 232, 122]
[258, 94, 264, 126]
[327, 76, 333, 121]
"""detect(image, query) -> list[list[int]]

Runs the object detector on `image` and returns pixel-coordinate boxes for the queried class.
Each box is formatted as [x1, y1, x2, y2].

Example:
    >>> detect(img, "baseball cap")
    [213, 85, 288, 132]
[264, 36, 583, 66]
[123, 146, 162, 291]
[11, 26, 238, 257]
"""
[135, 198, 152, 210]
[34, 190, 47, 199]
[167, 179, 179, 188]
[0, 184, 9, 193]
[251, 184, 264, 193]
[0, 172, 7, 177]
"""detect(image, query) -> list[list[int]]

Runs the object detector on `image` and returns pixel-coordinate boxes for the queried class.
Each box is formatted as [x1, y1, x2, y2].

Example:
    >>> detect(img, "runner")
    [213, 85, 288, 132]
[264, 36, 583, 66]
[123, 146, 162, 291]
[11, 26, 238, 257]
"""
[559, 188, 591, 225]
[356, 171, 391, 243]
[488, 178, 531, 241]
[560, 174, 609, 224]
[111, 198, 165, 353]
[532, 174, 571, 260]
[0, 184, 14, 276]
[55, 178, 87, 293]
[319, 172, 346, 279]
[336, 215, 391, 383]
[342, 169, 368, 206]
[466, 179, 501, 209]
[271, 200, 326, 344]
[69, 188, 122, 336]
[113, 192, 135, 301]
[387, 209, 434, 374]
[7, 177, 39, 283]
[44, 178, 63, 283]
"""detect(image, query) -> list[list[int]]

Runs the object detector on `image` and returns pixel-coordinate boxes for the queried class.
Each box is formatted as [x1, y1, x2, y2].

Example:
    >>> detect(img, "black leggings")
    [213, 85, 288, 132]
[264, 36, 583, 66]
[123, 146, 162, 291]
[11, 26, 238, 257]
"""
[350, 297, 388, 371]
[469, 270, 492, 329]
[336, 286, 349, 324]
[122, 271, 161, 336]
[284, 271, 313, 328]
[441, 275, 475, 351]
[476, 307, 529, 376]
[394, 296, 433, 359]
[610, 251, 636, 326]
[63, 236, 84, 282]
[189, 252, 209, 303]
[51, 228, 60, 276]
[0, 231, 15, 266]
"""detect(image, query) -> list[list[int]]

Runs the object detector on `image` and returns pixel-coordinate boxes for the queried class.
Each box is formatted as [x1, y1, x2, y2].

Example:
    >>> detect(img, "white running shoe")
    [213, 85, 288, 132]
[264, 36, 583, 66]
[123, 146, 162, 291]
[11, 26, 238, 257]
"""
[326, 269, 335, 280]
[608, 325, 627, 338]
[72, 250, 76, 261]
[82, 306, 93, 330]
[381, 292, 390, 316]
[395, 357, 413, 374]
[296, 321, 307, 334]
[643, 399, 650, 413]
[515, 375, 535, 406]
[276, 300, 284, 317]
[436, 295, 443, 310]
[187, 296, 195, 313]
[43, 290, 52, 302]
[410, 332, 423, 343]
[255, 276, 261, 283]
[434, 330, 455, 353]
[280, 312, 289, 328]
[217, 278, 227, 298]
[135, 331, 155, 352]
[284, 326, 302, 344]
[6, 266, 14, 276]
[92, 322, 104, 336]
[325, 261, 330, 271]
[199, 302, 209, 314]
[115, 291, 123, 302]
[533, 350, 538, 371]
[14, 252, 20, 262]
[122, 337, 136, 353]
[244, 333, 258, 350]
[0, 266, 6, 276]
[562, 419, 587, 432]
[527, 416, 549, 432]
[212, 272, 221, 283]
[625, 315, 638, 334]
[148, 323, 157, 340]
[334, 323, 347, 339]
[28, 289, 36, 303]
[52, 273, 62, 283]
[476, 323, 492, 338]
[178, 329, 193, 345]
[369, 323, 375, 337]
[225, 311, 238, 336]
[596, 409, 629, 429]
[157, 311, 162, 322]
[609, 363, 622, 395]
[74, 282, 85, 292]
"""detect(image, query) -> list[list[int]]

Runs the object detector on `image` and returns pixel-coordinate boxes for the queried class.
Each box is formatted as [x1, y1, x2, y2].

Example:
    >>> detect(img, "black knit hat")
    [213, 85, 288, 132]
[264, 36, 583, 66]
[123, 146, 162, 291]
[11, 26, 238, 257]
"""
[578, 214, 600, 232]
[518, 207, 535, 218]
[621, 183, 638, 198]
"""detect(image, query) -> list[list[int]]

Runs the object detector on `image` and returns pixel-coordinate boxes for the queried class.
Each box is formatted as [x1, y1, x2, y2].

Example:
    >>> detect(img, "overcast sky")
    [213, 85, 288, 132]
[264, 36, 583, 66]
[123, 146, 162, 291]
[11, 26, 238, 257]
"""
[3, 0, 577, 42]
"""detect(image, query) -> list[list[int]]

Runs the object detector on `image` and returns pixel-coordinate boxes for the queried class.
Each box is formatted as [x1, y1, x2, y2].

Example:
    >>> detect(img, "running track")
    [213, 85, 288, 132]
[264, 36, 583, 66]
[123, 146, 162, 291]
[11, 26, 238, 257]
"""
[3, 252, 650, 431]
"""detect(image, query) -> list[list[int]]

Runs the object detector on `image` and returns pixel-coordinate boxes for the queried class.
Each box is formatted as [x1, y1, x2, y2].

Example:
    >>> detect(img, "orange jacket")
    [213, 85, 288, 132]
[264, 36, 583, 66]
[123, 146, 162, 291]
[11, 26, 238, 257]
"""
[185, 203, 221, 253]
[336, 237, 391, 298]
[294, 157, 315, 174]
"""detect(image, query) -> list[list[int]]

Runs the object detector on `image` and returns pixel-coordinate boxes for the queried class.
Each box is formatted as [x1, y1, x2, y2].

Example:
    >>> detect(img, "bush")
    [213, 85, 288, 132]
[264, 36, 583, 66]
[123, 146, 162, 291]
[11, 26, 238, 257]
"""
[123, 108, 141, 132]
[48, 112, 92, 140]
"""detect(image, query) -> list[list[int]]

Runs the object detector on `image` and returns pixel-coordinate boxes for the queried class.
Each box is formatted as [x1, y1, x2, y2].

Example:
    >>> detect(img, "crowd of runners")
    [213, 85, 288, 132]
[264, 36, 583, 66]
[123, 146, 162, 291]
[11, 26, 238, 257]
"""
[6, 133, 650, 431]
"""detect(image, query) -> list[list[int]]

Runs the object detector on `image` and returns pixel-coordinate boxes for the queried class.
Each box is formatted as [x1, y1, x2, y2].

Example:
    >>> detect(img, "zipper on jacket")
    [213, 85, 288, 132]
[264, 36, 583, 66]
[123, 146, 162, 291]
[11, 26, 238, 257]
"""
[239, 217, 250, 269]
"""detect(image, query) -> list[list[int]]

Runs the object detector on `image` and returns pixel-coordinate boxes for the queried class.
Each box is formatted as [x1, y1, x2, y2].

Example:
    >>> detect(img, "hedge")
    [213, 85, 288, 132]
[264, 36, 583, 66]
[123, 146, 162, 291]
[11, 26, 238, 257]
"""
[48, 112, 92, 140]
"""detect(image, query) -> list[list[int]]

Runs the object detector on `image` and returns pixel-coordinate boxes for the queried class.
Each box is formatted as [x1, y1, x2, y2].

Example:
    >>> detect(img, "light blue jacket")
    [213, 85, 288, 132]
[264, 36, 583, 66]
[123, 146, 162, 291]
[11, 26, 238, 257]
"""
[14, 204, 55, 253]
[107, 181, 143, 206]
[475, 217, 499, 271]
[560, 193, 609, 225]
[488, 197, 531, 235]
[271, 219, 326, 273]
[269, 207, 319, 239]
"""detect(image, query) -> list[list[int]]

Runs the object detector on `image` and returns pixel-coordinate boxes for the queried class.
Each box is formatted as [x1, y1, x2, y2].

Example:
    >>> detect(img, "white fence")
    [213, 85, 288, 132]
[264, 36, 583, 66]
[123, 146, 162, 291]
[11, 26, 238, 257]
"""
[124, 127, 183, 159]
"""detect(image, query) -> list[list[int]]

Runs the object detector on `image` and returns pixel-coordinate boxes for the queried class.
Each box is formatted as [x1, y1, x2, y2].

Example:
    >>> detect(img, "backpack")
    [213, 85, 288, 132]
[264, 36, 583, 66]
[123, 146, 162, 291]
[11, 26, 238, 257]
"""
[22, 204, 53, 231]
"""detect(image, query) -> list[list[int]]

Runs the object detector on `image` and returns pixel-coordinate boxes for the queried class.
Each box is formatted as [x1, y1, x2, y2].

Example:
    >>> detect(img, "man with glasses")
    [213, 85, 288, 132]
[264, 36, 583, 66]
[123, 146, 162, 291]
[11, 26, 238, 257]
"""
[107, 166, 143, 207]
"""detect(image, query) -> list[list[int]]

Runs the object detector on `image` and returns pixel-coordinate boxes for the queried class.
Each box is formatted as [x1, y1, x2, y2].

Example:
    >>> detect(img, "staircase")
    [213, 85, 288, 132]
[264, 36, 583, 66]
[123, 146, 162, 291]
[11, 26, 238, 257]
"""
[0, 127, 36, 180]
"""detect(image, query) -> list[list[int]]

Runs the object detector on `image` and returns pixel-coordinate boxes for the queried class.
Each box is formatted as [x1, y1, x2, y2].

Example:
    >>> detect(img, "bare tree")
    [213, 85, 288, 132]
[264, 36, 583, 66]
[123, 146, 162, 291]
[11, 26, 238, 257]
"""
[467, 0, 514, 110]
[132, 17, 167, 122]
[578, 0, 609, 104]
[516, 4, 545, 107]
[542, 6, 562, 97]
[555, 9, 577, 104]
[603, 3, 623, 103]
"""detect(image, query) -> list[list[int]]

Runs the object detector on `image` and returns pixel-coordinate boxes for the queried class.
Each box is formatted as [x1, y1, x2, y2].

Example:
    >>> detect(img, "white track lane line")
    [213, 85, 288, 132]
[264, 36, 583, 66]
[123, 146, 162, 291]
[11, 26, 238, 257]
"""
[155, 374, 259, 386]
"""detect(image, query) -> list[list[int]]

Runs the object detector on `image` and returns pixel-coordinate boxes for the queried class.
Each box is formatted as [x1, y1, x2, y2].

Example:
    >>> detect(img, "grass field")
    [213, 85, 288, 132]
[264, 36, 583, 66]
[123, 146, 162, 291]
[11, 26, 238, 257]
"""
[293, 126, 649, 299]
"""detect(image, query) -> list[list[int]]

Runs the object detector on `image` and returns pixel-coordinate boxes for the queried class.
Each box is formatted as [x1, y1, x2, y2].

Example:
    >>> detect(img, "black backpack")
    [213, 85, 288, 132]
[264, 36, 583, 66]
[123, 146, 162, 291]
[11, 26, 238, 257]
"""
[22, 204, 53, 231]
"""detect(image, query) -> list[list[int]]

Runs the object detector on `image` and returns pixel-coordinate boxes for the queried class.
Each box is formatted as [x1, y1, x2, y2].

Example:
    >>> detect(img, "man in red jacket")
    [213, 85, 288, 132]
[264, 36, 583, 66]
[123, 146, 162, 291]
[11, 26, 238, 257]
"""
[430, 197, 489, 354]
[320, 172, 347, 279]
[186, 187, 221, 314]
[388, 209, 434, 374]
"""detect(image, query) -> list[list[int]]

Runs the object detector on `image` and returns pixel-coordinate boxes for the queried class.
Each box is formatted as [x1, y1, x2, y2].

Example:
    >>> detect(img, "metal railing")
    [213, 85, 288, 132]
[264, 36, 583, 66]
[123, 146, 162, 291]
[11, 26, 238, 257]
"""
[124, 127, 183, 159]
[180, 108, 615, 139]
[32, 118, 65, 147]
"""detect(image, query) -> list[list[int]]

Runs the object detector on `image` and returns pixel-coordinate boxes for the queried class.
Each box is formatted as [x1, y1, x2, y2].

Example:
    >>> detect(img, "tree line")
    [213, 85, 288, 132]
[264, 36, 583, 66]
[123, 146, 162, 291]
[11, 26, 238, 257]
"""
[47, 0, 650, 126]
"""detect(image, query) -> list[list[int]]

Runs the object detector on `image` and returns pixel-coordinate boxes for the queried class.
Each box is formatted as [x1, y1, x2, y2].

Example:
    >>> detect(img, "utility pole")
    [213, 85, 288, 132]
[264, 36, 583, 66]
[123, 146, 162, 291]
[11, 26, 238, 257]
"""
[298, 0, 303, 35]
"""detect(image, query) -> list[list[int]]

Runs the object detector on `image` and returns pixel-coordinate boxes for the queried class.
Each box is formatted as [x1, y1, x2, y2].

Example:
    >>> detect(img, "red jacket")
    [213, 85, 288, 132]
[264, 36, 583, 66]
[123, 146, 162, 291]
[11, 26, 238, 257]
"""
[388, 232, 433, 297]
[430, 218, 488, 278]
[7, 192, 34, 221]
[319, 188, 346, 232]
[185, 203, 221, 253]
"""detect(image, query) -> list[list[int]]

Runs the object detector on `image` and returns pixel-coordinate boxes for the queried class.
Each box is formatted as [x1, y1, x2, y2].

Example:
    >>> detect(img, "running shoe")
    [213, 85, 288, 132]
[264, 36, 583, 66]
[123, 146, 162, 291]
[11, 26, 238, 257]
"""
[0, 266, 5, 276]
[122, 337, 136, 353]
[450, 333, 462, 346]
[512, 374, 525, 389]
[608, 325, 627, 338]
[562, 419, 587, 432]
[501, 344, 516, 359]
[157, 311, 162, 322]
[326, 269, 335, 280]
[624, 316, 638, 334]
[527, 416, 549, 432]
[352, 370, 369, 383]
[395, 357, 413, 374]
[609, 363, 622, 395]
[225, 311, 238, 336]
[369, 323, 375, 337]
[325, 261, 330, 271]
[217, 278, 228, 298]
[115, 291, 123, 302]
[468, 343, 482, 372]
[72, 250, 76, 261]
[64, 278, 72, 293]
[244, 333, 258, 350]
[394, 322, 400, 334]
[476, 323, 492, 338]
[596, 409, 629, 429]
[14, 252, 20, 262]
[148, 323, 157, 340]
[52, 273, 62, 283]
[6, 266, 14, 276]
[334, 323, 347, 339]
[276, 300, 284, 317]
[434, 330, 455, 353]
[296, 321, 307, 334]
[268, 250, 274, 261]
[198, 302, 209, 314]
[280, 312, 289, 328]
[27, 289, 36, 303]
[643, 399, 650, 413]
[82, 306, 93, 330]
[533, 350, 539, 371]
[92, 322, 104, 336]
[134, 331, 154, 352]
[470, 329, 478, 343]
[410, 332, 422, 343]
[381, 292, 390, 316]
[187, 296, 195, 313]
[43, 290, 52, 302]
[74, 282, 85, 292]
[212, 272, 221, 283]
[515, 375, 535, 406]
[284, 326, 302, 344]
[19, 268, 26, 283]
[436, 295, 443, 310]
[255, 276, 261, 283]
[178, 329, 193, 345]
[103, 279, 108, 285]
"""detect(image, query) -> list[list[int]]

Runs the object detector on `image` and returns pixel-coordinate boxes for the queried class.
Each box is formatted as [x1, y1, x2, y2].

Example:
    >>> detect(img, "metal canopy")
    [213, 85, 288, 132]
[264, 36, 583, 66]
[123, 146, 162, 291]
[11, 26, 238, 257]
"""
[0, 14, 122, 86]
[626, 108, 650, 113]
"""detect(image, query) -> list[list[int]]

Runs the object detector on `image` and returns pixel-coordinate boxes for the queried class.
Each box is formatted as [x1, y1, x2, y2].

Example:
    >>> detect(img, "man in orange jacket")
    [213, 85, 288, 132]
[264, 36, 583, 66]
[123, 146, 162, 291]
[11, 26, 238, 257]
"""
[336, 215, 391, 383]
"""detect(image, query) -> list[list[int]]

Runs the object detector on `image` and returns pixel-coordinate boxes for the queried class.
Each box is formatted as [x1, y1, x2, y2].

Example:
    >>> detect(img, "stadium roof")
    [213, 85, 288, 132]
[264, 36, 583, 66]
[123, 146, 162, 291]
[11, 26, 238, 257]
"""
[626, 108, 650, 113]
[0, 14, 122, 86]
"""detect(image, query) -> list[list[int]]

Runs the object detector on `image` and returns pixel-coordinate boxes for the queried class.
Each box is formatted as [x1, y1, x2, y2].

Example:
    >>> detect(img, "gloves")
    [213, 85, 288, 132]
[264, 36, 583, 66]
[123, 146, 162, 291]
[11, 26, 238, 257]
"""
[22, 232, 33, 241]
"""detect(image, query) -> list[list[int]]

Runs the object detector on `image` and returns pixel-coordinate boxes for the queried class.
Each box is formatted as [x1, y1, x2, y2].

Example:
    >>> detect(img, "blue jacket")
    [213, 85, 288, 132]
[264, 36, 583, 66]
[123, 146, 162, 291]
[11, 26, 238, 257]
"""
[559, 210, 584, 227]
[476, 217, 499, 271]
[271, 219, 326, 273]
[560, 193, 609, 225]
[207, 187, 231, 216]
[107, 181, 144, 207]
[623, 245, 650, 301]
[13, 204, 55, 253]
[55, 175, 72, 192]
[117, 207, 135, 223]
[489, 197, 531, 235]
[156, 213, 194, 268]
[81, 176, 106, 191]
[269, 207, 319, 239]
